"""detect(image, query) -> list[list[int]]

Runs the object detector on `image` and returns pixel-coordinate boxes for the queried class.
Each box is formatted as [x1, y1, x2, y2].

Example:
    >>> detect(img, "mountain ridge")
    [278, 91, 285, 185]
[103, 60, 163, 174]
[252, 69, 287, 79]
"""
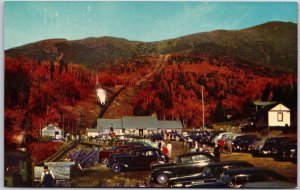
[5, 21, 297, 72]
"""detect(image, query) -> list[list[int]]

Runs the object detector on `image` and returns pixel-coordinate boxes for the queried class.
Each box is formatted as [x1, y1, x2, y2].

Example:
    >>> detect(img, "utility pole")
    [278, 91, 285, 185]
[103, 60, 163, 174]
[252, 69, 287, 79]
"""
[201, 86, 205, 130]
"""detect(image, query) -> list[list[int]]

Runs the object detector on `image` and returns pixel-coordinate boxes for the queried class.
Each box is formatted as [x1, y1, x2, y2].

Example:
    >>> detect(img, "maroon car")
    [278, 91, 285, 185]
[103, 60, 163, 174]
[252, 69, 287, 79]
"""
[99, 144, 144, 164]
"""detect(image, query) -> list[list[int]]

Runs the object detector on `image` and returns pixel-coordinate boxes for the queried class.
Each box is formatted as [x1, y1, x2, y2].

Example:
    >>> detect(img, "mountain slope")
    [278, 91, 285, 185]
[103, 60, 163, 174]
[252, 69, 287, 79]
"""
[5, 21, 297, 72]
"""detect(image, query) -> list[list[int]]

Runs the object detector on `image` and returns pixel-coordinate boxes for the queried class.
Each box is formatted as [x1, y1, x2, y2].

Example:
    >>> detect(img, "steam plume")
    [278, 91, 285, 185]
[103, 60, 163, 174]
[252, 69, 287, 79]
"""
[97, 88, 106, 105]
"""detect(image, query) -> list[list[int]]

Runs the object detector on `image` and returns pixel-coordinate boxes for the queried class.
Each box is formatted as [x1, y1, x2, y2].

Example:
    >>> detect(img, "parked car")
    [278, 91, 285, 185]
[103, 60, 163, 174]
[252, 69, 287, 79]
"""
[149, 152, 217, 185]
[99, 144, 144, 164]
[107, 146, 168, 172]
[212, 132, 235, 144]
[232, 135, 258, 152]
[186, 167, 288, 188]
[169, 161, 254, 187]
[128, 138, 159, 148]
[273, 138, 297, 162]
[250, 137, 290, 157]
[248, 137, 267, 154]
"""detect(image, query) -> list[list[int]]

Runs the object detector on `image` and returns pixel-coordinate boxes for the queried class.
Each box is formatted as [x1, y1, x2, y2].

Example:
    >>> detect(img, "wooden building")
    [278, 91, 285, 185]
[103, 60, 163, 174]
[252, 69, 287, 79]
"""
[87, 116, 183, 137]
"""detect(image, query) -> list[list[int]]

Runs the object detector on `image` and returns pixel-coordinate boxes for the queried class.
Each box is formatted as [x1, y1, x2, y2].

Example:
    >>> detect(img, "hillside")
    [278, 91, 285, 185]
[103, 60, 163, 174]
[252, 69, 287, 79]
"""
[5, 21, 297, 72]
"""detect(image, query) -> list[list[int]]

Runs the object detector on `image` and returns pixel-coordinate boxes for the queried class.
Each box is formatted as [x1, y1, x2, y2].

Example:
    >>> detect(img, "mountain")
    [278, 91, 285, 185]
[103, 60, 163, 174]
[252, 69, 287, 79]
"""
[5, 21, 297, 72]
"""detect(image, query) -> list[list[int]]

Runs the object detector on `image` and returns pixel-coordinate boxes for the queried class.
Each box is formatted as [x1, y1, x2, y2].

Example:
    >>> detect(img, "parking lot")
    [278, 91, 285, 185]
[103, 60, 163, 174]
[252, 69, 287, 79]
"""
[70, 141, 297, 187]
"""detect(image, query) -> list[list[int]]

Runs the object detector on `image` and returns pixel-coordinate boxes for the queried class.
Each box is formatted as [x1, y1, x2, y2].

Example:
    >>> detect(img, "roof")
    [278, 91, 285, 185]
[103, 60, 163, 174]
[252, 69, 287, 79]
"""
[42, 123, 61, 131]
[122, 116, 157, 129]
[269, 103, 290, 111]
[127, 146, 158, 151]
[207, 161, 254, 168]
[157, 120, 183, 129]
[97, 118, 122, 129]
[253, 101, 277, 107]
[177, 152, 213, 158]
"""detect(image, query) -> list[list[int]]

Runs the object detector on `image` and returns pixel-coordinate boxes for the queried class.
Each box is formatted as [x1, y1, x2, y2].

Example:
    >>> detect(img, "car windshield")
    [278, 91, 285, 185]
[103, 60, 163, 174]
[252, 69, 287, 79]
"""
[219, 174, 230, 184]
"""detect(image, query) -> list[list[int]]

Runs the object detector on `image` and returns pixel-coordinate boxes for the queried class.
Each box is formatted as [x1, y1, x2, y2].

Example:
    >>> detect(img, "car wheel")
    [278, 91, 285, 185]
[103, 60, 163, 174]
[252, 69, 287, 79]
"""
[101, 157, 108, 164]
[156, 174, 169, 184]
[111, 163, 122, 172]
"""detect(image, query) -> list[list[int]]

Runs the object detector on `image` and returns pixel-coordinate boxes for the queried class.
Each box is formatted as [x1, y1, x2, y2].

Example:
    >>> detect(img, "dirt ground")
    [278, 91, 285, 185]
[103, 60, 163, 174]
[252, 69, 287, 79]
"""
[69, 141, 297, 187]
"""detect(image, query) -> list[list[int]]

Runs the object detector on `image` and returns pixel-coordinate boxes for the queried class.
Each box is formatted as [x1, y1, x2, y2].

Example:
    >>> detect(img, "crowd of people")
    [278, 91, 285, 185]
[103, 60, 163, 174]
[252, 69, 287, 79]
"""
[181, 136, 234, 161]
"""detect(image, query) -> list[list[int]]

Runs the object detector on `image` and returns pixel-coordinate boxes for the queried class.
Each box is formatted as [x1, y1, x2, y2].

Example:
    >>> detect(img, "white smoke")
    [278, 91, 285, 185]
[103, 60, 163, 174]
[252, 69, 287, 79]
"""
[97, 88, 106, 105]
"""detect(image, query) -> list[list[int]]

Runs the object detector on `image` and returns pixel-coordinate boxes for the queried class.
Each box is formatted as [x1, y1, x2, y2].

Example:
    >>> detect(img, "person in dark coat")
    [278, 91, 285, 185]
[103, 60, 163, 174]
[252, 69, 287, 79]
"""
[213, 144, 221, 161]
[40, 166, 55, 187]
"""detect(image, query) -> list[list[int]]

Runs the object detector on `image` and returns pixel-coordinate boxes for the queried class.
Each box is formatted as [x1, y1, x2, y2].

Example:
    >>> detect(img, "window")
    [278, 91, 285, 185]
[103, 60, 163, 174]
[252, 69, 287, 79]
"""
[181, 156, 194, 164]
[277, 113, 283, 122]
[193, 155, 210, 162]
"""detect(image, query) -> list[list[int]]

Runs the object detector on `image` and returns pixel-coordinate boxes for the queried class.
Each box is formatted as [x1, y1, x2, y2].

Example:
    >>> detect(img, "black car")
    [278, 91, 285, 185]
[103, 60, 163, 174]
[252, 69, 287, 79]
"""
[187, 167, 288, 188]
[169, 161, 254, 187]
[149, 152, 217, 185]
[273, 138, 297, 162]
[232, 135, 258, 152]
[107, 147, 168, 172]
[258, 137, 291, 157]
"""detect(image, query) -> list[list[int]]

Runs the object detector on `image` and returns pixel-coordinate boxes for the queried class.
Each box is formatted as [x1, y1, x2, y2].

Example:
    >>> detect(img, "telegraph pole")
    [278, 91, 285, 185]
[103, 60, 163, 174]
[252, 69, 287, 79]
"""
[201, 86, 205, 130]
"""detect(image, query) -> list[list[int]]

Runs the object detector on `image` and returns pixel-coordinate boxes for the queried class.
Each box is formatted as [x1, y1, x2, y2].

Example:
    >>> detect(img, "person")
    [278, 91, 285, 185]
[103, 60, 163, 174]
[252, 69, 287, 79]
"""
[162, 145, 169, 156]
[161, 140, 166, 151]
[41, 166, 55, 187]
[202, 144, 209, 152]
[194, 141, 199, 152]
[213, 144, 221, 161]
[199, 144, 204, 152]
[219, 138, 225, 153]
[158, 140, 162, 150]
[187, 137, 193, 149]
[167, 142, 172, 157]
[227, 137, 233, 155]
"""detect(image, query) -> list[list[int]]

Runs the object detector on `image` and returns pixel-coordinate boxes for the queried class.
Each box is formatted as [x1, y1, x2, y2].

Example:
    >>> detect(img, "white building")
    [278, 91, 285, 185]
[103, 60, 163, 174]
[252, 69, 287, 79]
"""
[86, 116, 183, 137]
[41, 123, 63, 140]
[268, 103, 291, 127]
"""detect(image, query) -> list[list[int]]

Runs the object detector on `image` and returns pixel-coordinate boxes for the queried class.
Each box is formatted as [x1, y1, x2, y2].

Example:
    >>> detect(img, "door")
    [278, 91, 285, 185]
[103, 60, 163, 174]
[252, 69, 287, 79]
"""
[55, 131, 59, 140]
[139, 129, 143, 137]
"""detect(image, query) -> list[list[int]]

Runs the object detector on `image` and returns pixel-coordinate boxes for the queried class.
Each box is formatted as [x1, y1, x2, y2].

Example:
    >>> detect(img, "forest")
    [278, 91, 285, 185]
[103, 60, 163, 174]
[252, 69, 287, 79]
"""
[131, 53, 297, 128]
[5, 52, 297, 162]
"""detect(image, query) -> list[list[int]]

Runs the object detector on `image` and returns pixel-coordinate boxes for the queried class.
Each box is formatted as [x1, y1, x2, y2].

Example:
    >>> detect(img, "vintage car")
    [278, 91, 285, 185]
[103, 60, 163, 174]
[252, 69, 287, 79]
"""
[99, 143, 145, 164]
[149, 152, 217, 185]
[168, 161, 254, 187]
[186, 167, 288, 188]
[128, 138, 159, 148]
[250, 137, 290, 157]
[106, 146, 168, 172]
[273, 138, 297, 162]
[232, 135, 258, 152]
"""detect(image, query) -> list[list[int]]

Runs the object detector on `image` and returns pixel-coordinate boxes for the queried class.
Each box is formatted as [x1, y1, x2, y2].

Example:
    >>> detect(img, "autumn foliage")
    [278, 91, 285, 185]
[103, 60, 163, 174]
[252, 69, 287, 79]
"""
[131, 53, 297, 128]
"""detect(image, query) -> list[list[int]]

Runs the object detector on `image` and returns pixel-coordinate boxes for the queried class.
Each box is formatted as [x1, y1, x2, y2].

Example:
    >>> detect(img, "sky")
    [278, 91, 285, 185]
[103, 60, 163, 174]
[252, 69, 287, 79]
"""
[4, 1, 298, 50]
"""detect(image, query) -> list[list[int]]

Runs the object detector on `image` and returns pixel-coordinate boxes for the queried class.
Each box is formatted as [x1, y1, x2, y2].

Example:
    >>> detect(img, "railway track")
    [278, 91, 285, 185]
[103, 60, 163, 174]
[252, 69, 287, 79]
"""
[45, 140, 80, 162]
